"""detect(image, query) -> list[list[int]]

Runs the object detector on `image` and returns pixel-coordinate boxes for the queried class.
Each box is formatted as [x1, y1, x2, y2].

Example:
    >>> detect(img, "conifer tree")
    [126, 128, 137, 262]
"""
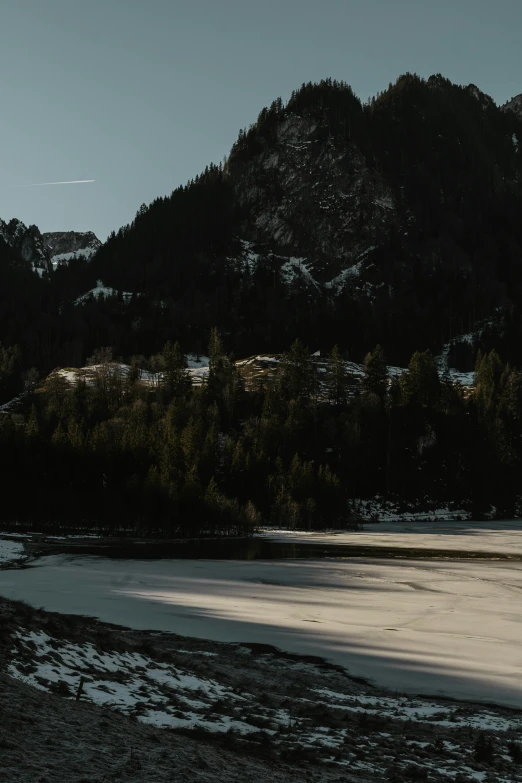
[279, 339, 318, 403]
[400, 350, 441, 408]
[362, 345, 388, 401]
[161, 341, 191, 399]
[326, 345, 348, 406]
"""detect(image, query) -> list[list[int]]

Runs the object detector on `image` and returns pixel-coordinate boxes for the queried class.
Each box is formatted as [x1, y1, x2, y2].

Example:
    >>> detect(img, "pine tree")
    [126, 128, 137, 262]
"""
[161, 341, 191, 399]
[279, 339, 318, 403]
[26, 404, 39, 439]
[400, 350, 441, 408]
[362, 345, 388, 401]
[326, 345, 348, 406]
[474, 349, 503, 419]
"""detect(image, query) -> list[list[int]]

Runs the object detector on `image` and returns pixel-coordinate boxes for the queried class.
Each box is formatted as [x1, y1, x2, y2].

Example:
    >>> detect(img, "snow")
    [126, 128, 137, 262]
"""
[279, 257, 320, 290]
[354, 498, 472, 522]
[75, 280, 133, 305]
[311, 688, 519, 731]
[0, 539, 24, 565]
[186, 354, 209, 369]
[0, 393, 26, 412]
[259, 520, 522, 552]
[324, 246, 376, 293]
[4, 547, 522, 708]
[325, 261, 364, 291]
[374, 194, 394, 210]
[436, 317, 499, 387]
[8, 628, 259, 734]
[237, 240, 261, 275]
[57, 369, 81, 384]
[52, 359, 210, 390]
[187, 366, 209, 385]
[52, 245, 98, 266]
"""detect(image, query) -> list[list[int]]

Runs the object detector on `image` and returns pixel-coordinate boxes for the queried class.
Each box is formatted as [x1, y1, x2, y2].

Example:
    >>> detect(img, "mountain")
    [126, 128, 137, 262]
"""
[1, 73, 522, 379]
[43, 231, 101, 268]
[87, 74, 522, 366]
[0, 218, 52, 276]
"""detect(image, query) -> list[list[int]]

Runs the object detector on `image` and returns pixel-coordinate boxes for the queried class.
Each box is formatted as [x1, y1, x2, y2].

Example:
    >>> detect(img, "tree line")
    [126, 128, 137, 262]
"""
[0, 332, 520, 535]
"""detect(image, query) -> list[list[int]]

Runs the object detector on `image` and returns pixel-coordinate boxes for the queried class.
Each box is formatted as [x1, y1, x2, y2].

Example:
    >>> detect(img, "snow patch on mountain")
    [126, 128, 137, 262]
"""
[436, 315, 501, 382]
[75, 280, 133, 305]
[279, 256, 320, 290]
[43, 231, 101, 268]
[237, 239, 261, 275]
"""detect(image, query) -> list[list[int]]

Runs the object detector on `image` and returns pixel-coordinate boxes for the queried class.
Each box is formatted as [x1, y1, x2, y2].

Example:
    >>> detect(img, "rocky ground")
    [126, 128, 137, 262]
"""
[1, 593, 522, 782]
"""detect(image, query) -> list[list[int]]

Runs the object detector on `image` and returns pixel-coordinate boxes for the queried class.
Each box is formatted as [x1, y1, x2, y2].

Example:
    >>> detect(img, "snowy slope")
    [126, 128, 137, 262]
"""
[43, 230, 101, 268]
[74, 280, 133, 304]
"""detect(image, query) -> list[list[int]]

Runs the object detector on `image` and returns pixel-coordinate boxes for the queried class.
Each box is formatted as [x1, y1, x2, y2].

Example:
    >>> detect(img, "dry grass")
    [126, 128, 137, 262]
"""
[1, 595, 521, 782]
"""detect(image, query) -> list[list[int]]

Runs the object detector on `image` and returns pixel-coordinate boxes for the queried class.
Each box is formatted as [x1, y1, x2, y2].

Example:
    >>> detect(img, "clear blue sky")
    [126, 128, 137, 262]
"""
[0, 0, 520, 241]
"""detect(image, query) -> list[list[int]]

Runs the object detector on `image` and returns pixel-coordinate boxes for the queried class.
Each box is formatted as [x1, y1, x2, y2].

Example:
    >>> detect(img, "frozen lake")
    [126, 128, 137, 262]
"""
[259, 519, 522, 555]
[2, 536, 522, 708]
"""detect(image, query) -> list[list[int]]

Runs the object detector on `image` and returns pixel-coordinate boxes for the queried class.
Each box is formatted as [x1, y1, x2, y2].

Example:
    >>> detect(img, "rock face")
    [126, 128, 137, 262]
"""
[229, 113, 396, 286]
[83, 75, 522, 362]
[502, 93, 522, 121]
[0, 218, 51, 275]
[43, 231, 101, 267]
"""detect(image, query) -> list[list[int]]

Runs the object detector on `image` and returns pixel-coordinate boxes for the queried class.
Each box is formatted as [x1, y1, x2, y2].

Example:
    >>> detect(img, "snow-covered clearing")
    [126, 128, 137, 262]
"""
[74, 280, 134, 304]
[3, 551, 522, 708]
[52, 357, 210, 388]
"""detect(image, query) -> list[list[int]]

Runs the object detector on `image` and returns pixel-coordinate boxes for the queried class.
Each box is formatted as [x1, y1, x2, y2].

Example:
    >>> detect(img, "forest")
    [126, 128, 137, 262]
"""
[0, 331, 520, 534]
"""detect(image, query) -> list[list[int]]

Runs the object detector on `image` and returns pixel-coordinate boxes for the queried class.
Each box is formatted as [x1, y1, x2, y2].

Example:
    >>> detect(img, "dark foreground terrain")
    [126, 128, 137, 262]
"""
[1, 673, 349, 783]
[1, 595, 522, 782]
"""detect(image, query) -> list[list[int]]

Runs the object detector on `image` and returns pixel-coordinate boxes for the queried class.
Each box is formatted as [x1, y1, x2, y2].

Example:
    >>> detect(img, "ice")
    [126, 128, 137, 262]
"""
[4, 549, 522, 708]
[259, 519, 522, 554]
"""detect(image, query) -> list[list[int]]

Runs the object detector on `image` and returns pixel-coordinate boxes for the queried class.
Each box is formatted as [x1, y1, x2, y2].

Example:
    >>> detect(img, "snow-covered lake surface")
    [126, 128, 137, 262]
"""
[2, 533, 522, 708]
[259, 519, 522, 555]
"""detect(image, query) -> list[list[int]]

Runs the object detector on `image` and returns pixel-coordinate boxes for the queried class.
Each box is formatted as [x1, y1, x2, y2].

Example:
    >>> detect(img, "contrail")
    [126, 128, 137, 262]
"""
[25, 179, 95, 186]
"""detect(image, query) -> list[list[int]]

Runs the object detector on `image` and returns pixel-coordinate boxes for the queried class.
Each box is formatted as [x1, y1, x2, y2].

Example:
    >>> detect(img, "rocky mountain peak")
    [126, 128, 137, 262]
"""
[0, 218, 51, 275]
[502, 93, 522, 121]
[465, 83, 495, 107]
[227, 104, 397, 286]
[43, 231, 101, 267]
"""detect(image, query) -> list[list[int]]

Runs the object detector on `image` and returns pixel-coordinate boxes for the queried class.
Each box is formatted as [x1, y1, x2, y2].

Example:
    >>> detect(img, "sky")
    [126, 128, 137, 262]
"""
[0, 0, 521, 242]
